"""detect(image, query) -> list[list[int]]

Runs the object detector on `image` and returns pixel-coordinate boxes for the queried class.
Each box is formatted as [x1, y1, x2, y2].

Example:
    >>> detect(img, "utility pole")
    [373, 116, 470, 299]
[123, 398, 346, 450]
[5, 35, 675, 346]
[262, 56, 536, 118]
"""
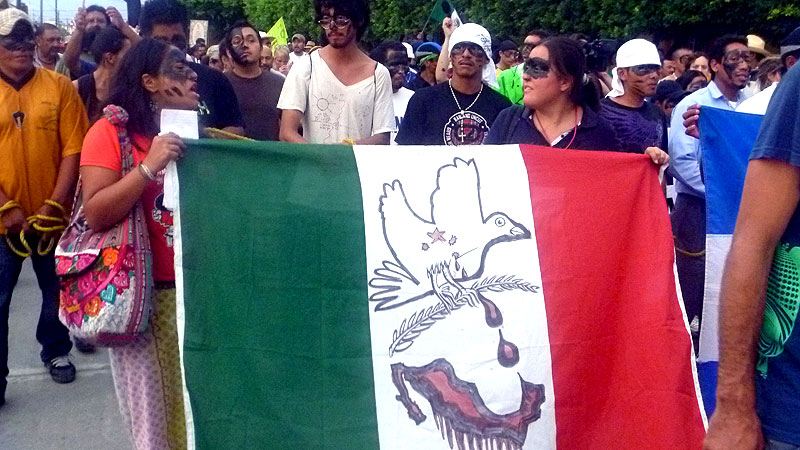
[39, 0, 42, 24]
[54, 0, 58, 25]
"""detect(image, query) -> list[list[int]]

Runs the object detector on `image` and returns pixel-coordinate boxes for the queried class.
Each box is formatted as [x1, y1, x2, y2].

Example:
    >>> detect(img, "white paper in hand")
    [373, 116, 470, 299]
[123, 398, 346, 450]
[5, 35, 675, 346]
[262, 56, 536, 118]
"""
[160, 109, 198, 211]
[160, 109, 199, 139]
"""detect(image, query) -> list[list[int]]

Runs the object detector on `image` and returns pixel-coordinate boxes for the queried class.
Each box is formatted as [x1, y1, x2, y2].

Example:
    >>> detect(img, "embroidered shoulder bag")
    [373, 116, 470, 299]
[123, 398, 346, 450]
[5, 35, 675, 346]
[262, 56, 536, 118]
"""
[55, 105, 153, 346]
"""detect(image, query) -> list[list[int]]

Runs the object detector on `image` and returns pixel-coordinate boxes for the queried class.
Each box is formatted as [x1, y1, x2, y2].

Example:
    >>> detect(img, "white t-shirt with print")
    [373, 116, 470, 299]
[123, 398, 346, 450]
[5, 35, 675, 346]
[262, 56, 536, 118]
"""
[277, 51, 395, 144]
[391, 87, 414, 145]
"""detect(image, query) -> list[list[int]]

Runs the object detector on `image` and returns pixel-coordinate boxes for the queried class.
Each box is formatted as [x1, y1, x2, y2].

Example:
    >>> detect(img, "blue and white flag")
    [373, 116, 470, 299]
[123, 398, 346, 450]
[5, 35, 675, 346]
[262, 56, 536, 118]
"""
[697, 107, 764, 414]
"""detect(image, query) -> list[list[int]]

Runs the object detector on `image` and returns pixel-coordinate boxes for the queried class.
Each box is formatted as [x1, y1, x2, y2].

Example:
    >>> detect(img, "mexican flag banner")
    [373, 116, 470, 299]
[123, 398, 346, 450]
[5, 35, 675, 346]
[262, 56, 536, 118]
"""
[169, 141, 707, 450]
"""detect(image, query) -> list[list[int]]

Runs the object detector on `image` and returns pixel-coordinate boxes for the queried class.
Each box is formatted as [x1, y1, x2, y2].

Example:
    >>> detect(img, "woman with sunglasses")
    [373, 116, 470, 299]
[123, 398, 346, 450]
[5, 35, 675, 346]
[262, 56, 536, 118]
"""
[485, 37, 624, 152]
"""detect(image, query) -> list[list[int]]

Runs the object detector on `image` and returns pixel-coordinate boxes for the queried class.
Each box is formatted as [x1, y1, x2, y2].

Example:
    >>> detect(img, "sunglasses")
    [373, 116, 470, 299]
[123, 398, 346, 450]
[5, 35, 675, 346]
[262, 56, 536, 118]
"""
[629, 64, 661, 76]
[523, 57, 550, 79]
[724, 49, 753, 64]
[451, 42, 486, 58]
[318, 16, 351, 29]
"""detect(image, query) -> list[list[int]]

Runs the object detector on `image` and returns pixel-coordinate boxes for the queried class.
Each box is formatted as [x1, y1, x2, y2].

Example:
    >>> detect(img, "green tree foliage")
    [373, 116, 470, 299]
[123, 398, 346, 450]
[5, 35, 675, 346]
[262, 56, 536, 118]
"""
[241, 0, 316, 42]
[181, 0, 799, 46]
[459, 0, 797, 43]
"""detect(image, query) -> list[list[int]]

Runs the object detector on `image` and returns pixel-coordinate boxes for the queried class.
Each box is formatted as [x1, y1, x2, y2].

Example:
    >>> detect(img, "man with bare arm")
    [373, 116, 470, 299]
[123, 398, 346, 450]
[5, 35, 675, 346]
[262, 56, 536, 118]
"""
[277, 0, 393, 145]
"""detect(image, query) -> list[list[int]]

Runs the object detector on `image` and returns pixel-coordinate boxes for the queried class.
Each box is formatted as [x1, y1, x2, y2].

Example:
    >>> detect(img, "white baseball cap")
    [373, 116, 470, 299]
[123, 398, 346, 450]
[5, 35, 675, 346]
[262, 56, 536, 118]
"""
[0, 8, 34, 37]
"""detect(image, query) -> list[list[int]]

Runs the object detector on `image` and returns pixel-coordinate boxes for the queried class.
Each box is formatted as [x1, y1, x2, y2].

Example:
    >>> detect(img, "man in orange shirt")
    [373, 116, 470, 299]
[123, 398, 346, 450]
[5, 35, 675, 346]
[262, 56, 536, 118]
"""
[0, 8, 88, 406]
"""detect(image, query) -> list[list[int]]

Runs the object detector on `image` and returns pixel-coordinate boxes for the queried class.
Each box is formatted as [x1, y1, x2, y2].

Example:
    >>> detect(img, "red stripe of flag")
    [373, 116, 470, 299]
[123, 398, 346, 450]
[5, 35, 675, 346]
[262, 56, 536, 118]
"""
[521, 145, 706, 449]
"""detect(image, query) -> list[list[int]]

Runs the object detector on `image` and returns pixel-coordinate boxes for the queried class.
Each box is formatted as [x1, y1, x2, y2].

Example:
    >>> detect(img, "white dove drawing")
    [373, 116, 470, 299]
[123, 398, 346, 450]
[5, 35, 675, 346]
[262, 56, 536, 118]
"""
[369, 158, 530, 311]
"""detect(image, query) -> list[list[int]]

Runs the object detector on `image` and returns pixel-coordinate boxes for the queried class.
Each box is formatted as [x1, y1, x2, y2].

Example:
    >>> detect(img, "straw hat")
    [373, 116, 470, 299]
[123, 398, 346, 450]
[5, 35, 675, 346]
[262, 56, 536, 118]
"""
[747, 34, 773, 57]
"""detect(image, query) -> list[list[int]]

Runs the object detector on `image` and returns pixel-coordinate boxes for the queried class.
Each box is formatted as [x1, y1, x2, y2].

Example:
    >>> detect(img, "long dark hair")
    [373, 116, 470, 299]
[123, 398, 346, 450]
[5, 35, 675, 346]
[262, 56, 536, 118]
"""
[540, 37, 600, 110]
[89, 26, 126, 65]
[105, 38, 170, 138]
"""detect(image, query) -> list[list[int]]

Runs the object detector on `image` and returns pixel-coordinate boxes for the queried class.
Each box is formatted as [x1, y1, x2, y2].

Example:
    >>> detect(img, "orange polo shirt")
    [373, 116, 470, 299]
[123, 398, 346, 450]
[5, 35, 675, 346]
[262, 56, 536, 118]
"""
[0, 68, 88, 234]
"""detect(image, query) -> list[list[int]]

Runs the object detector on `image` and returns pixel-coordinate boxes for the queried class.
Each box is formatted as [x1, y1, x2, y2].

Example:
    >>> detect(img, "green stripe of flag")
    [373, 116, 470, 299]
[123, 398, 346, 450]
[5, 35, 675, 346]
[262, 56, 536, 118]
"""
[428, 0, 456, 24]
[177, 140, 378, 449]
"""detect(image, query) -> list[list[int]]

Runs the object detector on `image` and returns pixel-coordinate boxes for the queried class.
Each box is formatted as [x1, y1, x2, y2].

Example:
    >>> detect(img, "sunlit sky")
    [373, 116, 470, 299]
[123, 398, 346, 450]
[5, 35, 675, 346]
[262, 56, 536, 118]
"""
[20, 0, 131, 25]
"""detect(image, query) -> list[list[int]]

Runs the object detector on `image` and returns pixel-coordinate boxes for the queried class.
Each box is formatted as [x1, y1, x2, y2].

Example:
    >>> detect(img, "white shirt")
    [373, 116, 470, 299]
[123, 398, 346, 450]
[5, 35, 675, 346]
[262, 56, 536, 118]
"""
[736, 83, 777, 115]
[277, 50, 395, 144]
[391, 87, 414, 145]
[289, 51, 307, 65]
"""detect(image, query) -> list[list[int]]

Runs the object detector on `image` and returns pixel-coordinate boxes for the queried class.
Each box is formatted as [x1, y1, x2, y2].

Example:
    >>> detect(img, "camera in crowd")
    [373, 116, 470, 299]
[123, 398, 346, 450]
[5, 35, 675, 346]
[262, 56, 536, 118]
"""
[582, 38, 619, 72]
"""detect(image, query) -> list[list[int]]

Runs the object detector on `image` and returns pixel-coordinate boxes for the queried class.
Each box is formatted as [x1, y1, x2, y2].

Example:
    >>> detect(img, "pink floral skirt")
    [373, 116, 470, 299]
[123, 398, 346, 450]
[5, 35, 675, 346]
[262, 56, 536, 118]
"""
[109, 288, 186, 450]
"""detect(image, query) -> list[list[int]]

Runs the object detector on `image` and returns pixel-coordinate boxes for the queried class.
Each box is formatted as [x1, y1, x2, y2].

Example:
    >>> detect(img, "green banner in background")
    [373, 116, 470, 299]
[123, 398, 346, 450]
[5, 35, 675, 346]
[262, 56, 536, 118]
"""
[266, 17, 288, 47]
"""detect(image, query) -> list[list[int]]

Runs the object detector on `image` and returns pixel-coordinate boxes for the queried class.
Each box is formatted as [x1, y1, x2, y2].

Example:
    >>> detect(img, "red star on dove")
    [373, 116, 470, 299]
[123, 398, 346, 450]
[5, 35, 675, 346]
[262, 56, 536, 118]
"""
[427, 227, 446, 244]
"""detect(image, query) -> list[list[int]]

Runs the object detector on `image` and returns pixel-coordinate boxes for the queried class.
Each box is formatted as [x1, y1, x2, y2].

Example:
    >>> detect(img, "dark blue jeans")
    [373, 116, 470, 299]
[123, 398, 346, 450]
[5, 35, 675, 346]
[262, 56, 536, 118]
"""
[671, 193, 706, 348]
[0, 236, 72, 392]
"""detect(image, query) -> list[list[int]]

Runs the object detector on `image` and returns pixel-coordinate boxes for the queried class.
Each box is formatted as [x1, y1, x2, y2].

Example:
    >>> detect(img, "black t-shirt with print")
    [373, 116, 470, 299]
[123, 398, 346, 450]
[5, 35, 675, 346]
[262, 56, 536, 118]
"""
[189, 62, 244, 131]
[598, 97, 668, 153]
[396, 81, 511, 146]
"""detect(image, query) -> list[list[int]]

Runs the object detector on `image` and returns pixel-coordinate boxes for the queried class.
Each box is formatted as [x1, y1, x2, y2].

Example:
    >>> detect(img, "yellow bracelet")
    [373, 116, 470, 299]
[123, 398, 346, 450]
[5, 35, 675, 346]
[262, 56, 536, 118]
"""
[342, 138, 356, 145]
[44, 199, 66, 217]
[0, 200, 22, 215]
[37, 235, 56, 256]
[5, 231, 31, 258]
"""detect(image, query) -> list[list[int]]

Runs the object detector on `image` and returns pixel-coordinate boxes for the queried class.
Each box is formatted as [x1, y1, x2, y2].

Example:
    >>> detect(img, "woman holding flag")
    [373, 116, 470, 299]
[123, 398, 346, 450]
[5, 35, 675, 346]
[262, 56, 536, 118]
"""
[79, 38, 197, 450]
[485, 37, 668, 165]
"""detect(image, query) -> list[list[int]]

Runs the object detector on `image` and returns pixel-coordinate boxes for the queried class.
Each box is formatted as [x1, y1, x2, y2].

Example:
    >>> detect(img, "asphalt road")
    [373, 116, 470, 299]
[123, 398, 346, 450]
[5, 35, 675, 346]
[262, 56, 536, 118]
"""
[0, 260, 131, 450]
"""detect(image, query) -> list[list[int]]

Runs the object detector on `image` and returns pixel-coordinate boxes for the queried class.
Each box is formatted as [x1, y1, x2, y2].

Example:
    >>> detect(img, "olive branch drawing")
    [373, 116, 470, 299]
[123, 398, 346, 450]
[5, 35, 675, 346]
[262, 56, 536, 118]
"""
[388, 275, 540, 356]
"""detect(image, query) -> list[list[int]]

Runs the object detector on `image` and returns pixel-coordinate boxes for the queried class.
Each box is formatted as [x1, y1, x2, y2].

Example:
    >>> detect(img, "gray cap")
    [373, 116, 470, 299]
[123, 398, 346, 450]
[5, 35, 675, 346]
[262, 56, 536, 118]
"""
[0, 7, 33, 37]
[780, 27, 800, 57]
